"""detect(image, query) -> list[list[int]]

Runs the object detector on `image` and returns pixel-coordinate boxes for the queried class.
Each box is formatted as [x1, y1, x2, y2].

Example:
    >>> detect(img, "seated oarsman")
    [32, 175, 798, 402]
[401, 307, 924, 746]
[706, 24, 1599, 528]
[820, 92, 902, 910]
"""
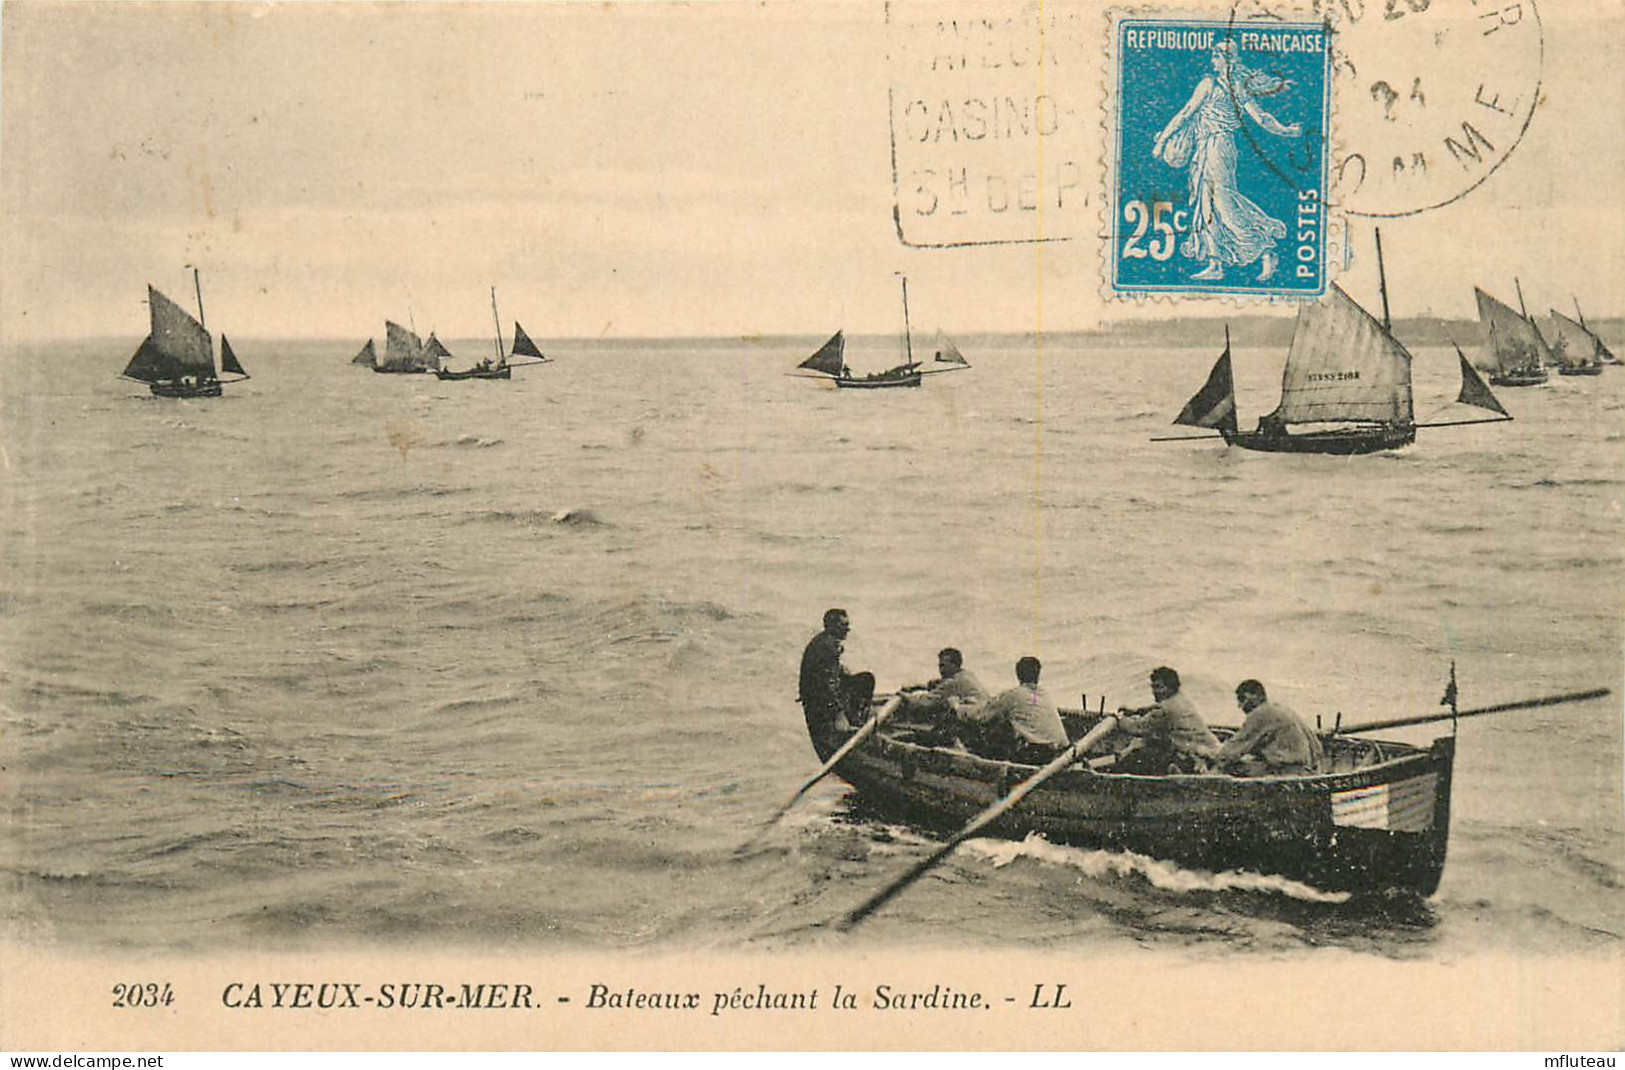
[955, 656, 1069, 765]
[797, 608, 875, 755]
[1110, 666, 1221, 774]
[1214, 680, 1324, 776]
[898, 648, 988, 739]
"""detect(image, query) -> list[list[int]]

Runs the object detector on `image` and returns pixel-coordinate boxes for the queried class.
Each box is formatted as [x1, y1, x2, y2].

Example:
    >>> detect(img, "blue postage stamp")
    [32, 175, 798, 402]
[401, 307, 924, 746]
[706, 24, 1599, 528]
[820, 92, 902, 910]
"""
[1109, 17, 1331, 298]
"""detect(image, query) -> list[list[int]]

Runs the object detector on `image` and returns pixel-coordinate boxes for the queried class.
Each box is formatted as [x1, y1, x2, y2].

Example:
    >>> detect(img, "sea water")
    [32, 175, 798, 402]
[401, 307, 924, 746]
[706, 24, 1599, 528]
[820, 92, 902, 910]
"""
[1, 335, 1620, 956]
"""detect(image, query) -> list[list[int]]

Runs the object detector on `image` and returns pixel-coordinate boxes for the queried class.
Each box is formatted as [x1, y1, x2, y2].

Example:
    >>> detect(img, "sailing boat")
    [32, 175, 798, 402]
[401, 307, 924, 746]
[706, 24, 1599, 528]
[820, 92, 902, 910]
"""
[793, 276, 972, 389]
[1547, 301, 1613, 375]
[421, 333, 455, 372]
[360, 320, 440, 373]
[435, 288, 552, 380]
[1164, 233, 1511, 454]
[120, 270, 249, 398]
[1475, 282, 1550, 386]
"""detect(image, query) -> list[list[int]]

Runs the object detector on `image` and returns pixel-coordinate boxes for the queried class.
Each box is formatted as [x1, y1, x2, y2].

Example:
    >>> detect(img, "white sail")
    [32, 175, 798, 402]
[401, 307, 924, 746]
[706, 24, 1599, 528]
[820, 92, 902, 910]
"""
[381, 320, 426, 371]
[1265, 284, 1413, 427]
[933, 330, 970, 366]
[1475, 288, 1547, 374]
[1548, 310, 1600, 368]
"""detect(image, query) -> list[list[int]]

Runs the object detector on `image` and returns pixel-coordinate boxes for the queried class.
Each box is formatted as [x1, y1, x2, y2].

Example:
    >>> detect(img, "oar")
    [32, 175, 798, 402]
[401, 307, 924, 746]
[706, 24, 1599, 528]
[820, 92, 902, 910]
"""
[748, 696, 904, 840]
[838, 714, 1119, 930]
[1148, 432, 1228, 442]
[1335, 688, 1611, 735]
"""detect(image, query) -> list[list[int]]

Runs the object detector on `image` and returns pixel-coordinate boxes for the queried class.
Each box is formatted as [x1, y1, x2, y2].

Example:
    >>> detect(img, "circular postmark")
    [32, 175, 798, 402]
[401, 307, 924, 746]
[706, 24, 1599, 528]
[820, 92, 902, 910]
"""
[1233, 0, 1542, 218]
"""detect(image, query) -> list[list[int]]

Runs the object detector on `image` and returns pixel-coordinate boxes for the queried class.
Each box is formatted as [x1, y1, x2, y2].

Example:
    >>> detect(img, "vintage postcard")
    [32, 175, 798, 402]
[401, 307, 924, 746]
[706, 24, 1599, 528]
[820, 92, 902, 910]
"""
[1, 0, 1621, 1055]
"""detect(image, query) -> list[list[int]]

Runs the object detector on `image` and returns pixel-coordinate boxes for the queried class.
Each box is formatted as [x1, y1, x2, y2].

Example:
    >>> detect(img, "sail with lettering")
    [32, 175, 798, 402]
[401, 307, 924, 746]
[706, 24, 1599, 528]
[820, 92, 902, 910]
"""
[1263, 283, 1413, 427]
[798, 331, 846, 376]
[351, 339, 377, 367]
[1161, 235, 1507, 454]
[377, 320, 428, 372]
[1475, 288, 1549, 382]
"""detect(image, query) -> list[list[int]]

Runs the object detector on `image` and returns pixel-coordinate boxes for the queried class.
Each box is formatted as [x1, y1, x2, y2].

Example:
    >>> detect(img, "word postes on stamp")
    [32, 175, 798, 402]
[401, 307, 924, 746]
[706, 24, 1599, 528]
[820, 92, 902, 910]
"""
[888, 2, 1094, 248]
[1109, 16, 1332, 299]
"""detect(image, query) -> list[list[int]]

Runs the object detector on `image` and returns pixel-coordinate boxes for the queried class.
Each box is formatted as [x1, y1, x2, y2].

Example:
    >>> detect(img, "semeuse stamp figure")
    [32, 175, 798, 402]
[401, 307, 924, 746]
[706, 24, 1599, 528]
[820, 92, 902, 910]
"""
[1110, 18, 1331, 298]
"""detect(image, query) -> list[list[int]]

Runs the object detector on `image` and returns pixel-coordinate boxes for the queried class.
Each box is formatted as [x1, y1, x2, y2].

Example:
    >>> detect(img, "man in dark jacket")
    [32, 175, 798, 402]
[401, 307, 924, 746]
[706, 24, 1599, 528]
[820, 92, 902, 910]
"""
[798, 608, 874, 753]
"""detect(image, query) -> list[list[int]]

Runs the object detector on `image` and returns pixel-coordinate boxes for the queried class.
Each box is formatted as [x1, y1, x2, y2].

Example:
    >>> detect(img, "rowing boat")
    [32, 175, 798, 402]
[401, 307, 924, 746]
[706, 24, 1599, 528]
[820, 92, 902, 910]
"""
[811, 710, 1454, 897]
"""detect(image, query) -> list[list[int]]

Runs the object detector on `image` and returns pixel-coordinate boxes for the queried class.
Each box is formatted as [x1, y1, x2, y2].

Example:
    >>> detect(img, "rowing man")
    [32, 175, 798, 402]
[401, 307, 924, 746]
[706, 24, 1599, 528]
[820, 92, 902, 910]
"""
[1215, 680, 1324, 776]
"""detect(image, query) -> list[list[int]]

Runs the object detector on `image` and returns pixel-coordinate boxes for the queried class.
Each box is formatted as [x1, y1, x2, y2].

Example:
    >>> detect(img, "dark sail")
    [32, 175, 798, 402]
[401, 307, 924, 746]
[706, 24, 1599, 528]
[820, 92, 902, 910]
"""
[798, 331, 845, 376]
[122, 286, 214, 382]
[1174, 347, 1238, 434]
[220, 335, 247, 377]
[421, 333, 453, 371]
[122, 338, 171, 383]
[351, 339, 377, 366]
[512, 322, 547, 361]
[1454, 347, 1509, 417]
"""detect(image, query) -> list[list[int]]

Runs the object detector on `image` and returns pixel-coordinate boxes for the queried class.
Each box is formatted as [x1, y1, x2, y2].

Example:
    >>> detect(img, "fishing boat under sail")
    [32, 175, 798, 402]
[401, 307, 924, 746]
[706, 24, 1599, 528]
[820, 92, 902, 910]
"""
[356, 321, 440, 374]
[120, 272, 249, 398]
[435, 288, 552, 381]
[1475, 283, 1550, 386]
[1166, 237, 1510, 454]
[1547, 302, 1613, 376]
[794, 276, 971, 390]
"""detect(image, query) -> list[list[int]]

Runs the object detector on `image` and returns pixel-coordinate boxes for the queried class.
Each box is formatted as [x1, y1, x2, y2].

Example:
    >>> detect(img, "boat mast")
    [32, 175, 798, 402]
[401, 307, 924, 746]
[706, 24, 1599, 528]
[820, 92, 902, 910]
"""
[191, 266, 206, 330]
[1574, 297, 1588, 331]
[491, 287, 505, 364]
[899, 273, 914, 367]
[1514, 277, 1529, 322]
[1375, 228, 1390, 332]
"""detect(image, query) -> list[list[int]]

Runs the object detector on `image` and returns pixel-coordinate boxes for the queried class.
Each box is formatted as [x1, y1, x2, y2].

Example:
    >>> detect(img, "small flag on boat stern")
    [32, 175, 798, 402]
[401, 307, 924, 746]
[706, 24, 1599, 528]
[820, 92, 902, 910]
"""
[1331, 774, 1437, 833]
[1174, 348, 1238, 434]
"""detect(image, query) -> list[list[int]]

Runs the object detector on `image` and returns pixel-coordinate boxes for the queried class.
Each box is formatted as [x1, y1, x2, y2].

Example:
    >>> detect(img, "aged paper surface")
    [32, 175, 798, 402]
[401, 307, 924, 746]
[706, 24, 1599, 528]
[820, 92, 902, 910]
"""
[2, 0, 1622, 1053]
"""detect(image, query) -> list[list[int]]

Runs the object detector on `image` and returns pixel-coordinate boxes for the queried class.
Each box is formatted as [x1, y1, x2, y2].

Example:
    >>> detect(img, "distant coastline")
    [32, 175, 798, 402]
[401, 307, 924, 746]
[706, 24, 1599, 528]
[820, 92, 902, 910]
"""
[10, 317, 1622, 351]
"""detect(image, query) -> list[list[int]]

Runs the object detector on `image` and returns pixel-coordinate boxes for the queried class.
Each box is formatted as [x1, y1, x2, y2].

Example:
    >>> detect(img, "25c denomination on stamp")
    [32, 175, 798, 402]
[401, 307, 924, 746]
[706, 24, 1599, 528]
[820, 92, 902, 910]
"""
[1108, 14, 1332, 298]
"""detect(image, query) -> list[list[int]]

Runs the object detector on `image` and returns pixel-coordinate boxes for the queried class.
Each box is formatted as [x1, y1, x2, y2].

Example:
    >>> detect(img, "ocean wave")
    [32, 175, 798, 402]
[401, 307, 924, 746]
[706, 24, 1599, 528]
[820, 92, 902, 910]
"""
[551, 507, 608, 527]
[962, 832, 1350, 903]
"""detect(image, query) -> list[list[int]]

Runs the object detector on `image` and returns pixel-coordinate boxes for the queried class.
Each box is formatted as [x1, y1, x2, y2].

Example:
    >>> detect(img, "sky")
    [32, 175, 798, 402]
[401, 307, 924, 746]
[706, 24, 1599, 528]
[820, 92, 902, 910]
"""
[2, 0, 1622, 342]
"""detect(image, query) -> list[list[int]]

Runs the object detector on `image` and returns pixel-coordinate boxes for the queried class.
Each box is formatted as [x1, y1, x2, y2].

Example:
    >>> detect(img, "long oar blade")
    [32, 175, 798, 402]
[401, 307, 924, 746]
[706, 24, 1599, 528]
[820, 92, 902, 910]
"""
[745, 696, 903, 847]
[1337, 688, 1610, 735]
[839, 715, 1119, 930]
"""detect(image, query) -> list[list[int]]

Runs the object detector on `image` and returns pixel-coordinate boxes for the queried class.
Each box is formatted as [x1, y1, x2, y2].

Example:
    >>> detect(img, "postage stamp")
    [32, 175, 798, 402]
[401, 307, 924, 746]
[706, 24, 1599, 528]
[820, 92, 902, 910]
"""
[1107, 15, 1332, 298]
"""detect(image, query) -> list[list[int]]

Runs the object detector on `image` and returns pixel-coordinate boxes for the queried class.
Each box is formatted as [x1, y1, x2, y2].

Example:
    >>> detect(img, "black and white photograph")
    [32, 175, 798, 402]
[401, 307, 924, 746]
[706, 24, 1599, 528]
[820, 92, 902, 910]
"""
[1, 0, 1621, 1053]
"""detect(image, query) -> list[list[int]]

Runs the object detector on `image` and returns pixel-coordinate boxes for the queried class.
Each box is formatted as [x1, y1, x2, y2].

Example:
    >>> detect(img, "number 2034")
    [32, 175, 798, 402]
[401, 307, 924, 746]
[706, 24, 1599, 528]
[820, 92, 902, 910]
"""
[1120, 200, 1186, 261]
[112, 982, 175, 1008]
